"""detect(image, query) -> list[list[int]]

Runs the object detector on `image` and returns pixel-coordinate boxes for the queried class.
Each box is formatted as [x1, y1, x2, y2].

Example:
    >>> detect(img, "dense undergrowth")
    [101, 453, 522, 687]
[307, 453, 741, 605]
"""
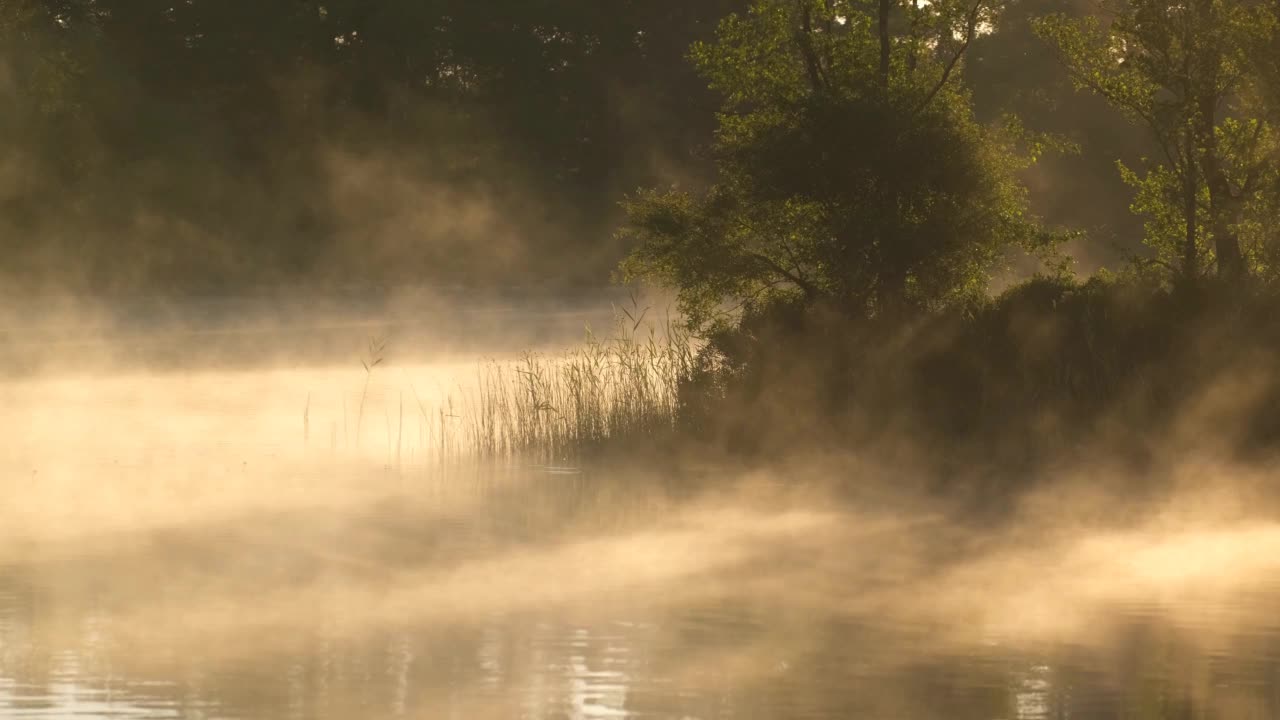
[667, 275, 1280, 480]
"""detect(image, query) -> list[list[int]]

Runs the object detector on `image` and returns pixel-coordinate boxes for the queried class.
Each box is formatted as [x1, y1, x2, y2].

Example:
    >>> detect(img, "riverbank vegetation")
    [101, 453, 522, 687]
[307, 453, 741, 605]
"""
[329, 0, 1280, 479]
[10, 0, 1280, 481]
[602, 0, 1280, 477]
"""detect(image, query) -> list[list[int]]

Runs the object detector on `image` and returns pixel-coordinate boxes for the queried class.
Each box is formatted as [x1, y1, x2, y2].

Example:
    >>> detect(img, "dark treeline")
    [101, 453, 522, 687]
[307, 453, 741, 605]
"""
[1, 0, 1148, 295]
[0, 0, 744, 292]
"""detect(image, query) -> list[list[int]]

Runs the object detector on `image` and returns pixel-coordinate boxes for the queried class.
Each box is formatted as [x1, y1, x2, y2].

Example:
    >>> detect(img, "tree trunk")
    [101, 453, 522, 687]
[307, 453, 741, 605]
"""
[876, 258, 908, 320]
[1182, 128, 1199, 284]
[1211, 211, 1245, 280]
[1206, 168, 1246, 280]
[878, 0, 892, 88]
[798, 4, 825, 91]
[907, 0, 920, 73]
[1198, 104, 1246, 280]
[1192, 0, 1246, 281]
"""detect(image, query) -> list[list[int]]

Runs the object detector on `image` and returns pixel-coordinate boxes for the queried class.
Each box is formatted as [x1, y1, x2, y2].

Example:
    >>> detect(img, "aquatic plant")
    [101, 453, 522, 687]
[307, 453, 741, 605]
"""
[331, 306, 697, 468]
[355, 335, 387, 448]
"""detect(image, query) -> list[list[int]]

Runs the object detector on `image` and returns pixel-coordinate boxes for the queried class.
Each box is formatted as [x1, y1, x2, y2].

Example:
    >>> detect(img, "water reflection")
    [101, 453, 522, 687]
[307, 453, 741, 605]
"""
[5, 525, 1280, 720]
[4, 336, 1280, 718]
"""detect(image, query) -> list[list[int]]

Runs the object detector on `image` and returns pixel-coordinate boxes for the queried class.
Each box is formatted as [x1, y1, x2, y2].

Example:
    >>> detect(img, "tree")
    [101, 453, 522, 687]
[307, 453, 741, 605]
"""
[1037, 0, 1280, 285]
[0, 0, 748, 292]
[0, 1, 93, 133]
[618, 0, 1053, 332]
[965, 0, 1152, 266]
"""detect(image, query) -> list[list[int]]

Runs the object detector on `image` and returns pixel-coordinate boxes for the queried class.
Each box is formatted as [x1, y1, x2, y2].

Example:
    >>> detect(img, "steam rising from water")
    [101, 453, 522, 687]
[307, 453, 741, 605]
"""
[3, 302, 1280, 718]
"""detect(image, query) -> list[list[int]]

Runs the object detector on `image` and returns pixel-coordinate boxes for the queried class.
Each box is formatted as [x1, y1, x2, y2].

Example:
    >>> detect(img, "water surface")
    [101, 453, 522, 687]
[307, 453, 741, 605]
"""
[4, 302, 1280, 720]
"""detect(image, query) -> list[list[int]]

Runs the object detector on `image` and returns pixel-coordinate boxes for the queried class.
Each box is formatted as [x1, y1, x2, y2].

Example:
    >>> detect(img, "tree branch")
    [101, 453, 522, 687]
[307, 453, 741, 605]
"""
[1052, 54, 1182, 170]
[907, 0, 922, 73]
[797, 2, 827, 92]
[1239, 119, 1267, 197]
[916, 0, 984, 111]
[748, 250, 820, 300]
[727, 213, 821, 300]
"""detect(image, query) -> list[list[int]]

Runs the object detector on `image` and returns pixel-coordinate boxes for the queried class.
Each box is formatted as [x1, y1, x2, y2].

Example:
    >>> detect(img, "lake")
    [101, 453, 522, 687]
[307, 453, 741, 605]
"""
[3, 296, 1280, 719]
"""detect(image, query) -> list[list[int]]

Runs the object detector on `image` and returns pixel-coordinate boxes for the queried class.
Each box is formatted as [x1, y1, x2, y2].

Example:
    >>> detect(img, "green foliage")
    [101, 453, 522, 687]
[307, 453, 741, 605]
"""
[1036, 0, 1280, 284]
[1116, 160, 1211, 276]
[620, 0, 1056, 331]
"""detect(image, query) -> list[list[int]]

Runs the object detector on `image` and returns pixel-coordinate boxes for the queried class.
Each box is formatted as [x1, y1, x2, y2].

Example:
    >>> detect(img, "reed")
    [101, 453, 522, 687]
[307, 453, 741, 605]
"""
[329, 307, 697, 468]
[355, 336, 387, 448]
[457, 309, 696, 464]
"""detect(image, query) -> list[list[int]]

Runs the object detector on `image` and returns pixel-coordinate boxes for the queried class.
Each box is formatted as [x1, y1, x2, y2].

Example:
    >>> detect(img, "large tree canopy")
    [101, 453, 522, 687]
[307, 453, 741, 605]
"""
[619, 0, 1057, 330]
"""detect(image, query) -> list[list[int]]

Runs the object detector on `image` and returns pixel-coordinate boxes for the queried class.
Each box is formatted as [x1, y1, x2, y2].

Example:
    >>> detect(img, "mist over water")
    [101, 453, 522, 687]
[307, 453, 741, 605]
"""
[8, 0, 1280, 713]
[0, 295, 1277, 720]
